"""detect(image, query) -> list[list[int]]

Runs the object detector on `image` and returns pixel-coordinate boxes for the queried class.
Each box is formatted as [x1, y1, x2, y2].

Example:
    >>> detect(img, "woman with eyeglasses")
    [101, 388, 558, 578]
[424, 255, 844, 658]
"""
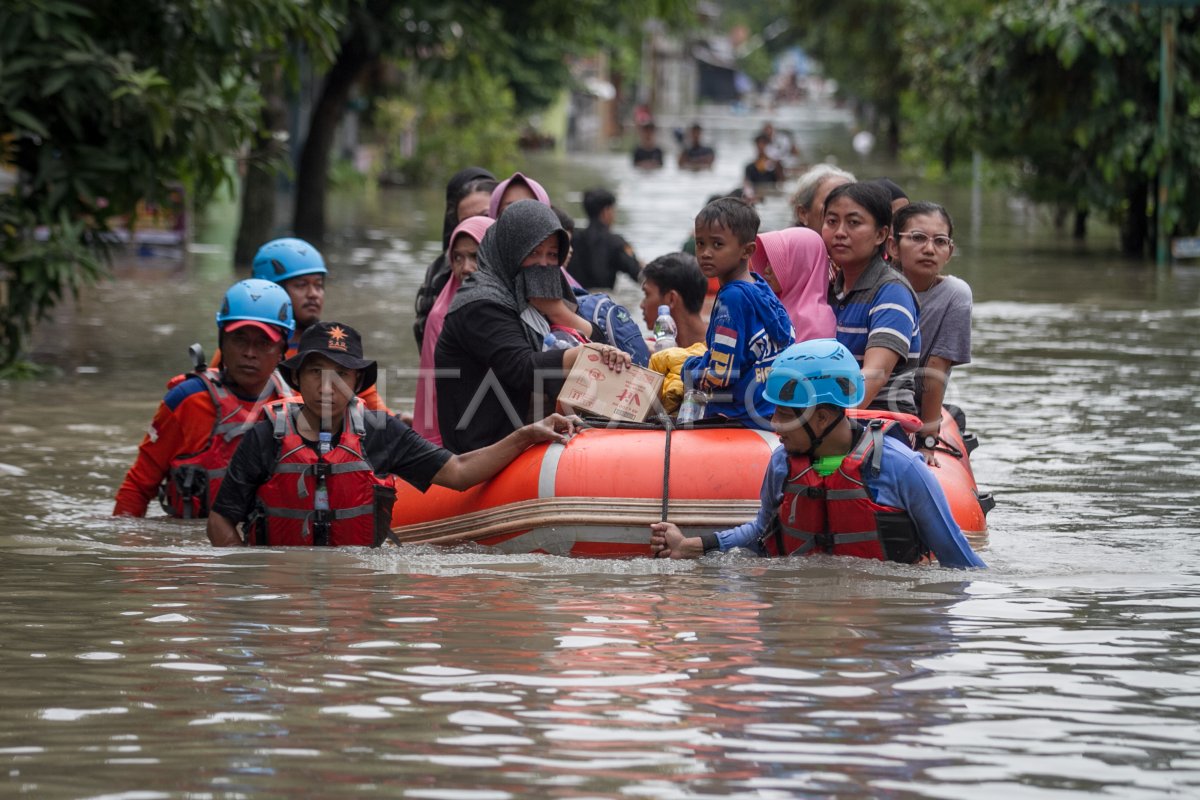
[821, 181, 922, 416]
[887, 202, 970, 464]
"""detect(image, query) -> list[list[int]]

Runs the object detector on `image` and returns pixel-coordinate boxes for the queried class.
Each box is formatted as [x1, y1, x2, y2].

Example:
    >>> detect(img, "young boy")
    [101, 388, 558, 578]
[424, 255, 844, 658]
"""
[682, 197, 795, 428]
[639, 252, 708, 349]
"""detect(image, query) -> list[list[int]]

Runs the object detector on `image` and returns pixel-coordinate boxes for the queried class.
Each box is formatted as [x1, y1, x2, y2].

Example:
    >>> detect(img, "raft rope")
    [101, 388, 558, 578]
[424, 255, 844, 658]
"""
[569, 414, 749, 524]
[658, 413, 673, 523]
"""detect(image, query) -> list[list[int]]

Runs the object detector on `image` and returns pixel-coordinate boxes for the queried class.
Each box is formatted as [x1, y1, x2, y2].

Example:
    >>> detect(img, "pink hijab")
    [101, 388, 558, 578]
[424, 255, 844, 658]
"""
[488, 172, 551, 218]
[413, 215, 496, 444]
[751, 227, 836, 343]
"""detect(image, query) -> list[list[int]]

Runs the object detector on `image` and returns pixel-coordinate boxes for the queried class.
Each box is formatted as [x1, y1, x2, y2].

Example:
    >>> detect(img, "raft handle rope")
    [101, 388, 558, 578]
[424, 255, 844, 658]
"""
[570, 413, 743, 525]
[658, 413, 673, 523]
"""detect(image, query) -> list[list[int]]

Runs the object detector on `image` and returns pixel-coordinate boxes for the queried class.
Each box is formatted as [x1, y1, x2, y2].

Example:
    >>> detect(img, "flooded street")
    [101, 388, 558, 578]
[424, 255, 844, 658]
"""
[3, 105, 1200, 797]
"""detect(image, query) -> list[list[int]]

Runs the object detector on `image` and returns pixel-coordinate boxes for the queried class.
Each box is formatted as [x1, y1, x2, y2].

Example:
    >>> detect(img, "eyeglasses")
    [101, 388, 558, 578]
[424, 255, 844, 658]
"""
[897, 231, 954, 250]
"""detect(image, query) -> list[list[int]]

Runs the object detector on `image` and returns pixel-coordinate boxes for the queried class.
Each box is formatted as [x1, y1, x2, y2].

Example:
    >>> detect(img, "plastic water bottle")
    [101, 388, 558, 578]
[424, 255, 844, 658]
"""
[652, 305, 677, 351]
[677, 388, 708, 424]
[543, 332, 573, 351]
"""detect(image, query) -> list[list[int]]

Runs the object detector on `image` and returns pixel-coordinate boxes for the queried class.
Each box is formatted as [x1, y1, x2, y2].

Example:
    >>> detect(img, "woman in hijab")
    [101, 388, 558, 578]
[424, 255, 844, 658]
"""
[435, 200, 630, 453]
[489, 172, 551, 218]
[413, 167, 497, 348]
[413, 215, 496, 445]
[750, 227, 837, 343]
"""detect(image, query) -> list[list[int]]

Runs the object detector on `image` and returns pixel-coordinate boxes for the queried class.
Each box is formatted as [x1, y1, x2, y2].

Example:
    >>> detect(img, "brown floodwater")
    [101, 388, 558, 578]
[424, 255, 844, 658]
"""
[3, 103, 1200, 798]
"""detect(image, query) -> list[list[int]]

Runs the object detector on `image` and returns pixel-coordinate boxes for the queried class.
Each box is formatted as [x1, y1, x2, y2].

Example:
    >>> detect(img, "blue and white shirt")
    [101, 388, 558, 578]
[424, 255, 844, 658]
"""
[683, 274, 795, 429]
[831, 256, 921, 414]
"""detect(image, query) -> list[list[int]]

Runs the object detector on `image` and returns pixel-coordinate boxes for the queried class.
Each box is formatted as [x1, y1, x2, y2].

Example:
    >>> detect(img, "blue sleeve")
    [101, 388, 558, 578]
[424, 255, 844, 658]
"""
[715, 446, 786, 551]
[869, 439, 986, 569]
[867, 283, 919, 359]
[162, 375, 207, 412]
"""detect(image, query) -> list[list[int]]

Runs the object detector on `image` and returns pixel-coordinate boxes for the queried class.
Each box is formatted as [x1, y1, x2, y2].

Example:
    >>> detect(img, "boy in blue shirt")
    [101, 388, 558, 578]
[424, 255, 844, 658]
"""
[682, 197, 794, 428]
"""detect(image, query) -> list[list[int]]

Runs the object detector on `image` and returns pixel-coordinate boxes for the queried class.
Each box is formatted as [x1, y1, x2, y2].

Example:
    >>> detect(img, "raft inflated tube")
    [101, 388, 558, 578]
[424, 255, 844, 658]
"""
[390, 411, 991, 558]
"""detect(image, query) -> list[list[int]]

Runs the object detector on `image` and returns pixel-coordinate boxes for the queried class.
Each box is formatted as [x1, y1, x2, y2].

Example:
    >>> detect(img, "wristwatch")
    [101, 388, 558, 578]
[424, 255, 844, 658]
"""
[922, 435, 939, 449]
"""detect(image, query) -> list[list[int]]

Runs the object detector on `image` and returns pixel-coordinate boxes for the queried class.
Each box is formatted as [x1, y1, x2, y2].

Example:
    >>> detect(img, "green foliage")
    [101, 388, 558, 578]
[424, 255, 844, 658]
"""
[905, 0, 1200, 255]
[0, 0, 341, 369]
[791, 0, 907, 151]
[376, 58, 519, 184]
[723, 0, 797, 88]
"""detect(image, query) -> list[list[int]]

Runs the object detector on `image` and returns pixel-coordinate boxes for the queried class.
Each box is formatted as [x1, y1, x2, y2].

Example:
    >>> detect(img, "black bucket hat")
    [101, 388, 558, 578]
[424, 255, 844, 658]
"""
[279, 321, 377, 391]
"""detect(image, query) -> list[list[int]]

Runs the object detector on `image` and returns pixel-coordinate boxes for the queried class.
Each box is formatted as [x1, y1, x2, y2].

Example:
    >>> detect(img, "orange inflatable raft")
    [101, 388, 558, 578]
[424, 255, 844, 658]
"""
[388, 408, 994, 558]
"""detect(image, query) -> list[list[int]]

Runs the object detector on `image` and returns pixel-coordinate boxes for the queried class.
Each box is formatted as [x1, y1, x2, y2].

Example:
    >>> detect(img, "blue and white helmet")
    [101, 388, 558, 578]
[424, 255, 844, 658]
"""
[763, 338, 865, 409]
[251, 237, 327, 284]
[215, 279, 295, 338]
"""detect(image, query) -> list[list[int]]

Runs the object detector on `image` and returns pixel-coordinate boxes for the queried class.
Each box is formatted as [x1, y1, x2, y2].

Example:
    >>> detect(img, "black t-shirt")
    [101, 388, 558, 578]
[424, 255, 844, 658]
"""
[212, 409, 452, 523]
[679, 145, 715, 167]
[567, 223, 641, 290]
[744, 158, 784, 185]
[435, 301, 566, 454]
[632, 146, 664, 167]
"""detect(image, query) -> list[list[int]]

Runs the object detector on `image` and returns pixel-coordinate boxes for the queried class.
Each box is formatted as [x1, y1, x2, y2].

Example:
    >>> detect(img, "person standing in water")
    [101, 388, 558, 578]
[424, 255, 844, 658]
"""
[207, 322, 580, 547]
[650, 339, 985, 569]
[114, 280, 294, 518]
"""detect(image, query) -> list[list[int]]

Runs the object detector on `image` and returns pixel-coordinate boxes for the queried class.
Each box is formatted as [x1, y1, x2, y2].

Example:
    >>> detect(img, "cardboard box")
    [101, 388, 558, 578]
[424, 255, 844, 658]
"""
[557, 344, 664, 423]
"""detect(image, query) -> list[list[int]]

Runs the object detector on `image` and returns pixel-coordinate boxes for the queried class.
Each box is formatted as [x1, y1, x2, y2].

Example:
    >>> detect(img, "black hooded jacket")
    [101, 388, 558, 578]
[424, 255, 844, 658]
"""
[434, 201, 572, 453]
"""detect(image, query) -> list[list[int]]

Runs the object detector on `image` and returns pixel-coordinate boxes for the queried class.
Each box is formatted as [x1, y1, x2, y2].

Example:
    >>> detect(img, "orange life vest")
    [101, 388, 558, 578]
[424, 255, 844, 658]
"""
[159, 369, 290, 518]
[248, 400, 397, 547]
[762, 419, 929, 563]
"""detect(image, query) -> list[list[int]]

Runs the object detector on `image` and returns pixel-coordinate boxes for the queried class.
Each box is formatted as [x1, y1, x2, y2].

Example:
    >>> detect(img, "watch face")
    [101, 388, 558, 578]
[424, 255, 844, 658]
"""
[923, 435, 938, 449]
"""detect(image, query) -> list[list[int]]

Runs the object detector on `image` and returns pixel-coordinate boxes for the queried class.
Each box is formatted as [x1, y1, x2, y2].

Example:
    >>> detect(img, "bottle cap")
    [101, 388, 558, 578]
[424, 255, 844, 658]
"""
[657, 304, 670, 316]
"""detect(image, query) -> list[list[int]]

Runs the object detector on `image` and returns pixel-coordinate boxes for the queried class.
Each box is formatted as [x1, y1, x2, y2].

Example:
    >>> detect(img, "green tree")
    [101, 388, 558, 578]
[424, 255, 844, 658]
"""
[791, 0, 907, 157]
[290, 0, 694, 241]
[0, 0, 339, 371]
[376, 57, 521, 185]
[905, 0, 1200, 256]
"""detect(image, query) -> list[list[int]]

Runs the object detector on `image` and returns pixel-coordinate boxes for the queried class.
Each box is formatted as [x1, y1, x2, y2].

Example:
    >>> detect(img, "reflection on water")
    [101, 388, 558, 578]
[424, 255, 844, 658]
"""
[4, 105, 1200, 796]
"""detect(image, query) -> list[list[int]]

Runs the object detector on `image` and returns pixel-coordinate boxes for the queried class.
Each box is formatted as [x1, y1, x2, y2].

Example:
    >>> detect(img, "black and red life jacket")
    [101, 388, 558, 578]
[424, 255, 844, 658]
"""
[248, 400, 397, 547]
[159, 368, 291, 519]
[762, 419, 929, 564]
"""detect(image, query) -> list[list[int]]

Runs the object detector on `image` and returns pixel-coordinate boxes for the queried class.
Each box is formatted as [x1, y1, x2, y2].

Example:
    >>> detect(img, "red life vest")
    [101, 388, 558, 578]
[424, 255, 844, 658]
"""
[763, 419, 929, 564]
[159, 369, 291, 519]
[248, 400, 397, 547]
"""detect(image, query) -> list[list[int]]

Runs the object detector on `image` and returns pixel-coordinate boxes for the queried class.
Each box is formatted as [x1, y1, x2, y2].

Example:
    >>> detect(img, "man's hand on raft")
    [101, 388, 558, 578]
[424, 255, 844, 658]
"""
[650, 521, 703, 559]
[522, 413, 582, 446]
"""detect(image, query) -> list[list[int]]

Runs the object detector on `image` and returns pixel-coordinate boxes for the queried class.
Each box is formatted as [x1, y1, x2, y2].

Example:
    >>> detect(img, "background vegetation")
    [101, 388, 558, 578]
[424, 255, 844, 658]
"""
[1, 0, 1197, 372]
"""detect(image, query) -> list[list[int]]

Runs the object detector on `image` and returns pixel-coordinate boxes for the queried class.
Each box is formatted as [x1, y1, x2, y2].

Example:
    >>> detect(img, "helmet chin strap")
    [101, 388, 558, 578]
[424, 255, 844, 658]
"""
[800, 408, 845, 458]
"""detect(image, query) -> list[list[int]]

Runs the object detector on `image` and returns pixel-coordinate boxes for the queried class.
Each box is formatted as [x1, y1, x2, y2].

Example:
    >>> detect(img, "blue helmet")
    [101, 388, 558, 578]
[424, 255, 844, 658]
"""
[763, 339, 865, 409]
[216, 279, 295, 337]
[251, 237, 327, 284]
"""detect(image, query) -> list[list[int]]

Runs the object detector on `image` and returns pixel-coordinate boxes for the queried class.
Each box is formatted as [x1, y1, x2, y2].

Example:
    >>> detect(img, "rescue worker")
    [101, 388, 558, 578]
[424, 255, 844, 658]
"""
[206, 321, 579, 547]
[650, 339, 986, 568]
[113, 279, 295, 518]
[249, 236, 389, 412]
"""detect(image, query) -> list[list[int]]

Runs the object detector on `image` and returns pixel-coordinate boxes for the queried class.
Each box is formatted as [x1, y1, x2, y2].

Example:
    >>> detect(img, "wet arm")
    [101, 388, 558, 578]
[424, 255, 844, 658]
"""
[207, 511, 244, 547]
[919, 355, 953, 436]
[529, 298, 594, 339]
[432, 414, 577, 490]
[857, 347, 901, 409]
[113, 400, 194, 516]
[892, 455, 986, 569]
[713, 447, 787, 552]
